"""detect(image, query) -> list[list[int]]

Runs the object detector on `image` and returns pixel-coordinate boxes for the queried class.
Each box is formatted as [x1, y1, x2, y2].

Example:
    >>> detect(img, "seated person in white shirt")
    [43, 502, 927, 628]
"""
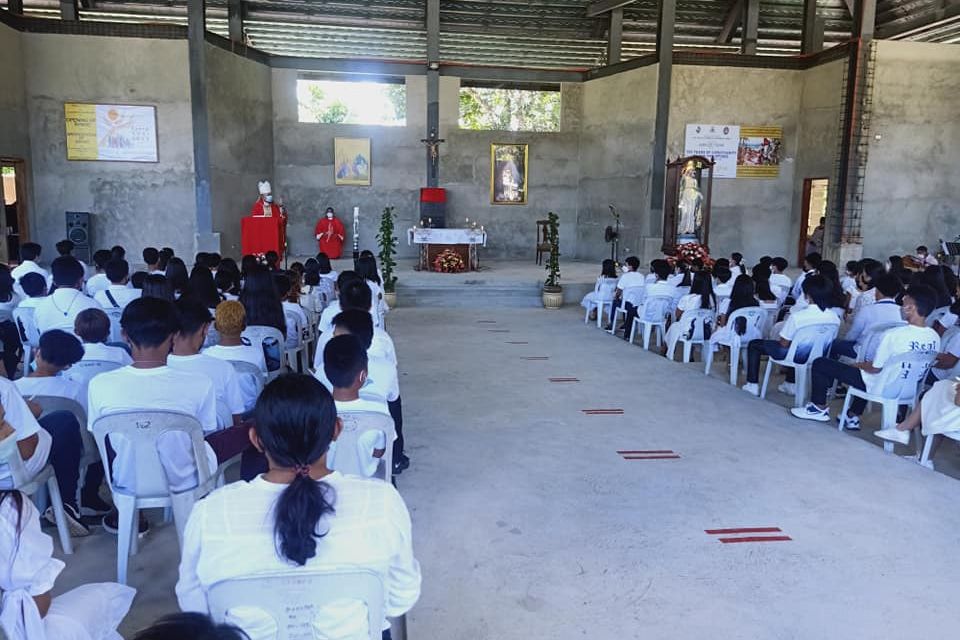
[14, 330, 86, 412]
[168, 297, 245, 428]
[324, 335, 388, 478]
[713, 265, 734, 299]
[926, 308, 960, 384]
[93, 259, 140, 310]
[176, 375, 421, 639]
[312, 279, 397, 372]
[791, 285, 940, 428]
[16, 272, 47, 311]
[275, 273, 309, 349]
[829, 273, 903, 360]
[317, 271, 361, 335]
[621, 259, 674, 340]
[730, 252, 747, 275]
[142, 246, 161, 274]
[790, 252, 821, 302]
[72, 308, 133, 367]
[0, 489, 135, 640]
[840, 260, 862, 312]
[203, 301, 267, 413]
[55, 239, 90, 280]
[741, 275, 842, 396]
[11, 242, 51, 299]
[87, 297, 250, 535]
[769, 257, 792, 302]
[608, 256, 645, 330]
[916, 245, 939, 268]
[83, 250, 112, 298]
[34, 257, 101, 336]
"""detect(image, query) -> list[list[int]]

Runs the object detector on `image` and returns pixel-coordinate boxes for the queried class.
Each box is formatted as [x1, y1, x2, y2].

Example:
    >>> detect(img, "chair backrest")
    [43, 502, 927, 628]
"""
[926, 306, 950, 328]
[0, 427, 36, 488]
[284, 310, 305, 346]
[855, 321, 908, 362]
[335, 411, 396, 481]
[229, 360, 265, 402]
[782, 322, 839, 363]
[91, 410, 212, 499]
[104, 308, 124, 343]
[33, 395, 87, 427]
[618, 285, 645, 310]
[725, 306, 767, 342]
[640, 295, 674, 322]
[64, 359, 124, 387]
[313, 279, 336, 306]
[207, 569, 384, 640]
[12, 306, 38, 347]
[243, 325, 286, 373]
[676, 308, 715, 342]
[873, 350, 938, 401]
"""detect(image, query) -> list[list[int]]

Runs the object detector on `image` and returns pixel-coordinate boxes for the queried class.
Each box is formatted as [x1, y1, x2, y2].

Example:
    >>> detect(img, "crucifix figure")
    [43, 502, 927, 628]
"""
[421, 127, 445, 183]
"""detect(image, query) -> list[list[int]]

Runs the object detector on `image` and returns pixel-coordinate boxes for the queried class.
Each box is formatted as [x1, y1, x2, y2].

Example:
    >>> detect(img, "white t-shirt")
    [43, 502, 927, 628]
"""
[81, 342, 133, 366]
[863, 325, 940, 393]
[314, 353, 399, 403]
[615, 271, 646, 307]
[176, 473, 421, 636]
[932, 329, 960, 381]
[713, 281, 734, 298]
[202, 343, 267, 412]
[644, 281, 675, 301]
[779, 304, 841, 342]
[844, 299, 902, 344]
[318, 300, 342, 335]
[770, 272, 792, 301]
[0, 378, 50, 488]
[16, 297, 42, 311]
[34, 288, 102, 336]
[93, 285, 141, 310]
[676, 293, 704, 313]
[87, 365, 218, 492]
[84, 273, 110, 298]
[167, 354, 245, 428]
[14, 376, 87, 413]
[329, 398, 392, 478]
[312, 325, 397, 373]
[11, 261, 51, 298]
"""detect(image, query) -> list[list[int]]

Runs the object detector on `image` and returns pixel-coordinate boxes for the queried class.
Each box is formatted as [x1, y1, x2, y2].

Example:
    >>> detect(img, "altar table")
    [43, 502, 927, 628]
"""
[408, 228, 487, 271]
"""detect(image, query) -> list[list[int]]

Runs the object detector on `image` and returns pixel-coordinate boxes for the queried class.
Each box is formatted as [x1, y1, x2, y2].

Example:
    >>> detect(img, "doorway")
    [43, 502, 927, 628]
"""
[798, 177, 828, 266]
[0, 159, 29, 265]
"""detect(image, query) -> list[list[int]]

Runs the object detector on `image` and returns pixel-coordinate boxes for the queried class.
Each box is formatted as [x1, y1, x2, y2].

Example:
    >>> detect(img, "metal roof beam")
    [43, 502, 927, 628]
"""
[607, 6, 623, 63]
[227, 0, 243, 42]
[586, 0, 637, 18]
[716, 0, 743, 43]
[877, 1, 960, 39]
[741, 0, 759, 54]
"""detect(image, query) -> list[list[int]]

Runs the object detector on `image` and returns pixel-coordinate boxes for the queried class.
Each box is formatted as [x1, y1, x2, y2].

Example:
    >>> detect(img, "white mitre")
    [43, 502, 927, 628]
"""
[258, 180, 272, 195]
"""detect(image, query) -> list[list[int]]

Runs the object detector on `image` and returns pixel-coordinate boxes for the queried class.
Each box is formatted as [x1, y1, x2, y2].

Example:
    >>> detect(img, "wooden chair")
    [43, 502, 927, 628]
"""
[535, 219, 551, 265]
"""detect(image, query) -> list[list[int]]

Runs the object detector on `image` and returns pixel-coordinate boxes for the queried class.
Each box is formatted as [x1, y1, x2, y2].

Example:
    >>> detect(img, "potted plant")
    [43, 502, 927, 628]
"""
[542, 211, 563, 309]
[377, 205, 398, 307]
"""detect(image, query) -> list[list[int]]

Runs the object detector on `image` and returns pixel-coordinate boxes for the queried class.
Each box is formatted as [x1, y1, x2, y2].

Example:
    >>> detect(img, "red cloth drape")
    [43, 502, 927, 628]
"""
[314, 217, 345, 259]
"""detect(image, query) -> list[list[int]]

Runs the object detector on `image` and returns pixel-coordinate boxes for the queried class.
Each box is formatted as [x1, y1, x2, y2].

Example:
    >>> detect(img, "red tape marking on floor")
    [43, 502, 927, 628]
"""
[718, 536, 792, 544]
[505, 341, 529, 344]
[488, 329, 510, 333]
[549, 377, 580, 382]
[476, 320, 497, 324]
[705, 527, 782, 535]
[623, 455, 681, 460]
[582, 409, 624, 415]
[617, 450, 674, 455]
[523, 357, 550, 360]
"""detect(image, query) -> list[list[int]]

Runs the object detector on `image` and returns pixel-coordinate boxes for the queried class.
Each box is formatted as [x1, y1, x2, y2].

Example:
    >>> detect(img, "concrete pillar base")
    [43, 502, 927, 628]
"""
[195, 232, 222, 255]
[836, 242, 863, 266]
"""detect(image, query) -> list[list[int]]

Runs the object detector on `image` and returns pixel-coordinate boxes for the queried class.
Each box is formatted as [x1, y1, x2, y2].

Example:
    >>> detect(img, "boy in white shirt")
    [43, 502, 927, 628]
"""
[769, 257, 792, 301]
[202, 300, 267, 412]
[16, 272, 47, 310]
[93, 259, 141, 310]
[713, 265, 734, 298]
[324, 334, 388, 477]
[916, 245, 939, 268]
[317, 271, 359, 335]
[11, 243, 51, 298]
[34, 257, 101, 335]
[619, 259, 673, 340]
[830, 272, 903, 360]
[275, 272, 309, 349]
[84, 250, 112, 298]
[792, 285, 940, 429]
[312, 279, 397, 372]
[55, 239, 90, 279]
[14, 329, 87, 412]
[608, 256, 645, 331]
[168, 297, 245, 428]
[142, 247, 161, 274]
[742, 274, 842, 396]
[790, 252, 821, 301]
[72, 308, 133, 366]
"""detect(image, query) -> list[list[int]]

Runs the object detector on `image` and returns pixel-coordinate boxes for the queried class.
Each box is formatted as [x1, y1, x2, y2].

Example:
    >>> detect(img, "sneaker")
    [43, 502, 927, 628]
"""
[777, 381, 796, 395]
[741, 382, 760, 397]
[790, 403, 830, 422]
[839, 414, 861, 431]
[393, 455, 410, 474]
[45, 504, 91, 537]
[875, 427, 910, 445]
[102, 510, 151, 538]
[80, 493, 113, 517]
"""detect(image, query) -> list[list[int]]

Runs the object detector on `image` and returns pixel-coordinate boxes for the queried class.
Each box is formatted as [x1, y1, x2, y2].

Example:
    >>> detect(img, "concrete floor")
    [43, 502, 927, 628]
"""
[52, 305, 960, 638]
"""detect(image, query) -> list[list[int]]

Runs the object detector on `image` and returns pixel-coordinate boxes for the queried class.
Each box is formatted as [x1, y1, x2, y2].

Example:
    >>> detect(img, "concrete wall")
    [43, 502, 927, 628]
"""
[207, 44, 274, 257]
[861, 41, 960, 259]
[22, 34, 197, 257]
[0, 23, 29, 160]
[666, 65, 803, 265]
[578, 64, 658, 261]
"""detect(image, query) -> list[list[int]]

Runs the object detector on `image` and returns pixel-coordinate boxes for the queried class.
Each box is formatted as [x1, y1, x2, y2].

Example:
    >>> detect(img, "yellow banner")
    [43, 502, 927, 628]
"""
[736, 125, 782, 178]
[64, 103, 98, 161]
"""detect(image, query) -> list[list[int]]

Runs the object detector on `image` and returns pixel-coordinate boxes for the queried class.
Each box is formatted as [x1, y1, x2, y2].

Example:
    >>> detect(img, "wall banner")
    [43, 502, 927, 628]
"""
[736, 126, 782, 178]
[684, 124, 740, 178]
[65, 103, 159, 163]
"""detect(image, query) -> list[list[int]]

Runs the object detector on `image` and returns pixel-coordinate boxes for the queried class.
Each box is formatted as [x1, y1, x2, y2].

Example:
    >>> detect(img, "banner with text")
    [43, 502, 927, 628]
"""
[65, 103, 158, 162]
[683, 124, 740, 178]
[736, 126, 782, 178]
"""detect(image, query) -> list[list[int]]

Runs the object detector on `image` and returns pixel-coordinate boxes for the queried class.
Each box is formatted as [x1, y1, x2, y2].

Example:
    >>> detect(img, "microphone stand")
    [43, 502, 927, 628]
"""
[609, 204, 621, 264]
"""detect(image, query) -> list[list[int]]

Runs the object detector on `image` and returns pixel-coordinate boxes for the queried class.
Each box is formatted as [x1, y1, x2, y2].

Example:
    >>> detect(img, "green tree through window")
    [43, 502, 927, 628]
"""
[459, 87, 561, 132]
[297, 79, 406, 126]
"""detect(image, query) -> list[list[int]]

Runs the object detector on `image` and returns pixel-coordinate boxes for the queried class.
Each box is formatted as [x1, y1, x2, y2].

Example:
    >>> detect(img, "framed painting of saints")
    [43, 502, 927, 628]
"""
[491, 143, 528, 205]
[662, 155, 714, 253]
[334, 137, 372, 186]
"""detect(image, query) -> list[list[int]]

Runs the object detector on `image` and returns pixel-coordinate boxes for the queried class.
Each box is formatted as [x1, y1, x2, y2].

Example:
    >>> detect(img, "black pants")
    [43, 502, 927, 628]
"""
[0, 320, 21, 379]
[745, 340, 796, 384]
[620, 302, 639, 338]
[389, 397, 405, 460]
[829, 339, 857, 360]
[38, 411, 83, 510]
[810, 357, 867, 414]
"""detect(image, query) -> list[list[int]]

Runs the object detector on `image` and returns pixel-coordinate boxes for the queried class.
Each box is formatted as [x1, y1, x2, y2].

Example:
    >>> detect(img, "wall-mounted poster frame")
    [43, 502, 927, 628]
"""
[64, 103, 159, 163]
[490, 143, 528, 205]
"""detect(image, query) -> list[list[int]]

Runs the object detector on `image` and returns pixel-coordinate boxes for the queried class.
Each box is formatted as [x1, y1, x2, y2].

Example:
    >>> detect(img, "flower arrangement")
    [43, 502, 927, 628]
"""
[667, 242, 713, 269]
[433, 248, 466, 273]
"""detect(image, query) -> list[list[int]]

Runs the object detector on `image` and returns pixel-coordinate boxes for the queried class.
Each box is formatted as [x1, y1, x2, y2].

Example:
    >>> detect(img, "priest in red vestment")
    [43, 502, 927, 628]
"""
[314, 207, 345, 258]
[246, 180, 287, 259]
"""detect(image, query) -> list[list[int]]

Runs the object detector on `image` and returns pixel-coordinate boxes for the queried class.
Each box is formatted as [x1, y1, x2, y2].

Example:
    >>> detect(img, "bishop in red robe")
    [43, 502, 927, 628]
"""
[315, 207, 345, 258]
[246, 180, 287, 259]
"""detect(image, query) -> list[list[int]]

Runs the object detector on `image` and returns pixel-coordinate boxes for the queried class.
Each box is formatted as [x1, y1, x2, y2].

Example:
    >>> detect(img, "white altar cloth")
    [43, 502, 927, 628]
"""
[407, 228, 487, 247]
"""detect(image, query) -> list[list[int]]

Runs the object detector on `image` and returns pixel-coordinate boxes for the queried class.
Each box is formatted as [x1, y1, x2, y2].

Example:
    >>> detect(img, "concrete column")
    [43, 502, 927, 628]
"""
[607, 8, 623, 65]
[228, 0, 243, 44]
[426, 0, 440, 187]
[188, 0, 218, 251]
[649, 0, 675, 237]
[800, 0, 819, 54]
[59, 0, 78, 20]
[741, 0, 759, 55]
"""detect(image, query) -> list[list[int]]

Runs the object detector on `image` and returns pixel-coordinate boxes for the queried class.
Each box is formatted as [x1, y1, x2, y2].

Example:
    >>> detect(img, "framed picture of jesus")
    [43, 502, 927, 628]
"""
[490, 143, 528, 205]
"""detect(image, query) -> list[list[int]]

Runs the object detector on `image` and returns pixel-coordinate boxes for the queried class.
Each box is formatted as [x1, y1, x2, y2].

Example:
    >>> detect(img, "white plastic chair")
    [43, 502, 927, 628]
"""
[33, 395, 101, 508]
[207, 569, 385, 640]
[926, 306, 950, 329]
[760, 322, 839, 407]
[104, 308, 124, 344]
[0, 433, 72, 554]
[853, 321, 908, 362]
[284, 310, 308, 373]
[839, 350, 937, 452]
[64, 358, 124, 388]
[583, 278, 616, 329]
[666, 308, 715, 363]
[228, 360, 265, 411]
[91, 411, 227, 584]
[629, 295, 674, 349]
[607, 285, 645, 335]
[243, 325, 288, 383]
[704, 307, 768, 385]
[12, 306, 39, 371]
[920, 430, 960, 468]
[335, 411, 396, 484]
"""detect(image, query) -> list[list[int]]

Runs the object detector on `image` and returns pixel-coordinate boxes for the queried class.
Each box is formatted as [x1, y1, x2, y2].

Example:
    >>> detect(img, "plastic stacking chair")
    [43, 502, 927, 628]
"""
[92, 411, 231, 584]
[704, 306, 766, 385]
[0, 433, 72, 554]
[207, 569, 385, 640]
[583, 278, 616, 329]
[759, 322, 839, 407]
[629, 295, 674, 349]
[228, 360, 265, 410]
[283, 311, 308, 373]
[920, 430, 960, 468]
[839, 350, 937, 452]
[334, 411, 396, 484]
[243, 325, 287, 383]
[12, 307, 39, 373]
[607, 286, 645, 335]
[853, 322, 908, 362]
[33, 395, 101, 508]
[104, 308, 124, 343]
[64, 359, 124, 389]
[666, 308, 715, 363]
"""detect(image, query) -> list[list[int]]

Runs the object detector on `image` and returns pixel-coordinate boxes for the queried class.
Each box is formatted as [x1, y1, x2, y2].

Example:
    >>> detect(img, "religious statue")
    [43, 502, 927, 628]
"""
[677, 161, 704, 239]
[661, 155, 714, 253]
[315, 206, 346, 259]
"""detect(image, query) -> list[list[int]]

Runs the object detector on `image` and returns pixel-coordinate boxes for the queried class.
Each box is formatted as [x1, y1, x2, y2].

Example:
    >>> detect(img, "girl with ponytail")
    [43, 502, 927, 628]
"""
[177, 374, 421, 639]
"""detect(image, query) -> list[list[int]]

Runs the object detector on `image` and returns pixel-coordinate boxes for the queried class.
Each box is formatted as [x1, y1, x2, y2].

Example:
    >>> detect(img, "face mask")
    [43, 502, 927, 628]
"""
[326, 212, 334, 219]
[265, 195, 273, 203]
[622, 265, 631, 273]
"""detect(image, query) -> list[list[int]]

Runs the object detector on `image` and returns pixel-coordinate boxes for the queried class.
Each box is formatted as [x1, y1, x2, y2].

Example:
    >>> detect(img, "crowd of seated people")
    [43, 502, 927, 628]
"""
[0, 241, 419, 639]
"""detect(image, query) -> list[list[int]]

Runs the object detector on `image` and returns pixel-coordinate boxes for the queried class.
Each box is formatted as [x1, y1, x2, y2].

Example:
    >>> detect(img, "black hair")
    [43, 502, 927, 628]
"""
[677, 264, 693, 288]
[142, 274, 173, 301]
[817, 260, 846, 308]
[316, 253, 333, 275]
[771, 257, 788, 272]
[332, 310, 374, 349]
[241, 255, 259, 279]
[105, 259, 129, 284]
[917, 245, 929, 253]
[158, 248, 174, 271]
[92, 249, 112, 270]
[265, 251, 279, 269]
[214, 269, 240, 297]
[845, 260, 862, 275]
[728, 274, 758, 315]
[20, 272, 46, 297]
[323, 334, 368, 389]
[110, 245, 126, 260]
[356, 256, 381, 285]
[209, 252, 222, 269]
[804, 252, 822, 270]
[759, 255, 772, 266]
[714, 265, 732, 284]
[751, 264, 777, 302]
[304, 258, 319, 272]
[859, 258, 884, 285]
[165, 257, 189, 295]
[939, 265, 958, 300]
[0, 266, 13, 304]
[904, 284, 937, 318]
[801, 274, 833, 311]
[600, 259, 616, 279]
[652, 259, 671, 281]
[133, 612, 250, 640]
[74, 308, 111, 343]
[194, 252, 210, 269]
[240, 265, 286, 334]
[624, 256, 640, 271]
[131, 271, 148, 289]
[56, 239, 74, 256]
[187, 266, 223, 309]
[253, 375, 338, 566]
[731, 252, 743, 264]
[273, 273, 292, 298]
[175, 296, 214, 335]
[121, 297, 180, 348]
[340, 279, 372, 312]
[873, 273, 903, 299]
[290, 261, 305, 276]
[19, 242, 41, 262]
[714, 258, 730, 269]
[38, 330, 84, 368]
[304, 271, 320, 286]
[219, 257, 239, 277]
[51, 256, 84, 288]
[918, 267, 951, 308]
[690, 271, 716, 310]
[359, 249, 374, 259]
[143, 247, 160, 265]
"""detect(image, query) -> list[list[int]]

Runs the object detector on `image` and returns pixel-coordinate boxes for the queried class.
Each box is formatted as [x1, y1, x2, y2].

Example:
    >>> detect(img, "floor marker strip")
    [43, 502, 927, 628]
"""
[582, 409, 624, 415]
[717, 536, 792, 544]
[622, 455, 681, 460]
[549, 377, 580, 382]
[617, 450, 674, 455]
[523, 357, 549, 360]
[505, 341, 529, 345]
[476, 320, 497, 324]
[705, 527, 782, 535]
[488, 329, 510, 333]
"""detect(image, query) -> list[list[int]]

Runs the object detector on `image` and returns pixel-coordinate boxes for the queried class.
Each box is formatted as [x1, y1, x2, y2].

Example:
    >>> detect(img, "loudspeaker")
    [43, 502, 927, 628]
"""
[65, 211, 91, 264]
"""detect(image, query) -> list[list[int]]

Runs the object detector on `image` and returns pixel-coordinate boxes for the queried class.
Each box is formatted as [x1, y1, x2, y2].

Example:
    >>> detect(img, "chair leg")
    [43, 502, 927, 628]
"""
[760, 360, 773, 399]
[629, 319, 639, 345]
[114, 496, 137, 585]
[683, 341, 693, 363]
[730, 348, 740, 386]
[44, 476, 73, 555]
[584, 305, 591, 324]
[920, 434, 935, 465]
[794, 367, 806, 409]
[642, 324, 651, 350]
[838, 393, 853, 431]
[704, 344, 714, 376]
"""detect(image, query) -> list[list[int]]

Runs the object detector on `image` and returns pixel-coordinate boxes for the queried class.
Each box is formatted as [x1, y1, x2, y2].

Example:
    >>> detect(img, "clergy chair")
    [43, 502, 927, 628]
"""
[535, 219, 551, 265]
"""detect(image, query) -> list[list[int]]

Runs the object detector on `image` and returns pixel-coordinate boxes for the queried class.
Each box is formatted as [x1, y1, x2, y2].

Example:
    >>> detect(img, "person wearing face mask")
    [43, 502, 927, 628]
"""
[250, 180, 283, 218]
[314, 207, 345, 259]
[248, 180, 288, 262]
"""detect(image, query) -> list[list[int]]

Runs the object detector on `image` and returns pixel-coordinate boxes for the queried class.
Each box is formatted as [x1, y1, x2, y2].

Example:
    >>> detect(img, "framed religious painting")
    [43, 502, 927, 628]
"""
[490, 143, 528, 205]
[334, 137, 371, 186]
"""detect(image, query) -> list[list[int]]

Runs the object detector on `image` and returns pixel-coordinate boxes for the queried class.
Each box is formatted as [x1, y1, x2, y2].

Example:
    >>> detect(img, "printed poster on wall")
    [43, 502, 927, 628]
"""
[684, 124, 740, 178]
[64, 103, 158, 162]
[737, 126, 782, 178]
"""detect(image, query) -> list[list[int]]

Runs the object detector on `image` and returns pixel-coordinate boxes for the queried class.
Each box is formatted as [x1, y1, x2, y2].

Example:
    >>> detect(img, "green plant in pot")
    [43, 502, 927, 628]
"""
[377, 205, 398, 307]
[542, 211, 563, 309]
